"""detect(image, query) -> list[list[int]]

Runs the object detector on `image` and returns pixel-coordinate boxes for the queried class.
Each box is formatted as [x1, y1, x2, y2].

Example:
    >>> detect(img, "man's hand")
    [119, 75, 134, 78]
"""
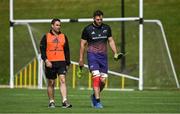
[45, 59, 52, 68]
[66, 65, 69, 70]
[78, 60, 84, 67]
[78, 59, 84, 78]
[114, 53, 124, 61]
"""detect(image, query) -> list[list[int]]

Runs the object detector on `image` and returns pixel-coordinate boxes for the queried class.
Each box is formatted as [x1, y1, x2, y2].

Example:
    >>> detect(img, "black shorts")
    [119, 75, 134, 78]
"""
[45, 61, 67, 79]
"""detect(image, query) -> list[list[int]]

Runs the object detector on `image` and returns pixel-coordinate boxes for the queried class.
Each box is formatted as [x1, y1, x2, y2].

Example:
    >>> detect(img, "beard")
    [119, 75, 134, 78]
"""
[94, 21, 102, 27]
[53, 28, 60, 34]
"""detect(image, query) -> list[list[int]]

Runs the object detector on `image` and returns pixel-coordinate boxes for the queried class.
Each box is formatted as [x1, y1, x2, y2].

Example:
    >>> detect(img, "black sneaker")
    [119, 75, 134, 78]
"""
[62, 100, 72, 108]
[48, 102, 55, 108]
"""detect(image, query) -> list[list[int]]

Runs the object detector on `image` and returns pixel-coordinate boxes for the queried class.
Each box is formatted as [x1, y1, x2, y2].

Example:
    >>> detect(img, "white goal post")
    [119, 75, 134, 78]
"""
[9, 0, 179, 90]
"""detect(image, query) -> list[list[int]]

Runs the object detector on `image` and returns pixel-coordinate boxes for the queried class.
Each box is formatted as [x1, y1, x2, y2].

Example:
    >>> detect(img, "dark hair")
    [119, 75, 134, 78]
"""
[51, 18, 61, 25]
[93, 10, 103, 17]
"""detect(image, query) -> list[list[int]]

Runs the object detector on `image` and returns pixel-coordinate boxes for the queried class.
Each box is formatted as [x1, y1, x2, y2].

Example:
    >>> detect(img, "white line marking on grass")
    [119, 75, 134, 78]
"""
[79, 87, 134, 91]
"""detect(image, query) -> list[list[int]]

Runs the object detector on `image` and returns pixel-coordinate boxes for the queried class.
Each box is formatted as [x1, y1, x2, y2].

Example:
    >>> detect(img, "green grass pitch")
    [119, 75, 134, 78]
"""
[0, 88, 180, 113]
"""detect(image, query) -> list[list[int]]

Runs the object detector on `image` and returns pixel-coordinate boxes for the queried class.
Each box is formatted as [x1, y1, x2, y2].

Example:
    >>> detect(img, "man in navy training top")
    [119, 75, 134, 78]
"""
[79, 10, 122, 108]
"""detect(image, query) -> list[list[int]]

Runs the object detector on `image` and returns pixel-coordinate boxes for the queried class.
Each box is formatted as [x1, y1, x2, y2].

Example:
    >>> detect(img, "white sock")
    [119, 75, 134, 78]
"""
[50, 99, 54, 103]
[63, 97, 67, 103]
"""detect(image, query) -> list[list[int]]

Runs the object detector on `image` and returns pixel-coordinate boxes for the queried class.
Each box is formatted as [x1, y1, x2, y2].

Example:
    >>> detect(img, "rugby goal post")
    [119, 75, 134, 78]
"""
[9, 0, 179, 90]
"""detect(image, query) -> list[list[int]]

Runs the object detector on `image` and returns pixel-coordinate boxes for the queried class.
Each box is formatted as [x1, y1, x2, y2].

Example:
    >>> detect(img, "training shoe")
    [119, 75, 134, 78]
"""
[94, 102, 103, 109]
[48, 102, 55, 108]
[62, 100, 72, 108]
[91, 94, 97, 107]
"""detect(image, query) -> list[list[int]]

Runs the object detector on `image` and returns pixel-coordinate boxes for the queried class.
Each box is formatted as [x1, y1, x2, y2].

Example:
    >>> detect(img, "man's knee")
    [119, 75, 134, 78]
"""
[59, 75, 66, 84]
[48, 79, 55, 87]
[100, 77, 105, 87]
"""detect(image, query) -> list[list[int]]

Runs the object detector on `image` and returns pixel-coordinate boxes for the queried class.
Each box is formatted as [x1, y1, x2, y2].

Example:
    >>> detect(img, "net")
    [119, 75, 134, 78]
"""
[13, 21, 178, 89]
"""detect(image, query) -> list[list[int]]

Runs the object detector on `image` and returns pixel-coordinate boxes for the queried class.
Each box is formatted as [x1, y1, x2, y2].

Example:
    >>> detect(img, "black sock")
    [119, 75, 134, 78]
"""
[96, 98, 100, 103]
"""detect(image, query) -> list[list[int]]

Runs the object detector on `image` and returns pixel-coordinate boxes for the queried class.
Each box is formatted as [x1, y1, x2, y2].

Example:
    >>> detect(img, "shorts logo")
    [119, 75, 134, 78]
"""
[90, 65, 94, 68]
[91, 31, 95, 34]
[63, 70, 66, 74]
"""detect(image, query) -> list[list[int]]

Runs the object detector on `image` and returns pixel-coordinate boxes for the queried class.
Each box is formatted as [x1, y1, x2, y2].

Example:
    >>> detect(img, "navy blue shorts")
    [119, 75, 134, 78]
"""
[45, 61, 67, 79]
[87, 52, 108, 73]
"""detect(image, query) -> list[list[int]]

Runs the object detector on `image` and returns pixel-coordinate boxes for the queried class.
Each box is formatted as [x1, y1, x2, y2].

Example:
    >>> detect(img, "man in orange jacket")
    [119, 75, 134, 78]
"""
[40, 18, 72, 108]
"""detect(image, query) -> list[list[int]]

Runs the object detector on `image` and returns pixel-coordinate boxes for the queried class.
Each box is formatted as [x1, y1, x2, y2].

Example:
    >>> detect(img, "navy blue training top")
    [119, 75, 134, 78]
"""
[81, 23, 112, 54]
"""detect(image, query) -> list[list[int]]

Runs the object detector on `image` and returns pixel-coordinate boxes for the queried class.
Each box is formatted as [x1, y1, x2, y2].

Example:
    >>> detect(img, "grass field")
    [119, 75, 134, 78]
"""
[0, 88, 180, 113]
[0, 1, 180, 113]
